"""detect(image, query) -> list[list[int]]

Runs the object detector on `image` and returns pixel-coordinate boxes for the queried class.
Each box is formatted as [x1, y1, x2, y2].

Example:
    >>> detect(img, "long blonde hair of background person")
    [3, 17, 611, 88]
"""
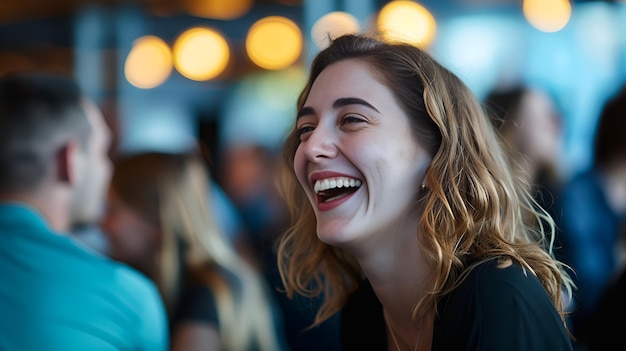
[110, 152, 280, 351]
[277, 34, 574, 328]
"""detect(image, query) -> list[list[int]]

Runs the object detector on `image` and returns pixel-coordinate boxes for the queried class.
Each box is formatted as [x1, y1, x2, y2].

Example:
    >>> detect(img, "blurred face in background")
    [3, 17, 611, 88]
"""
[220, 145, 273, 204]
[100, 188, 160, 278]
[505, 90, 562, 169]
[70, 99, 112, 226]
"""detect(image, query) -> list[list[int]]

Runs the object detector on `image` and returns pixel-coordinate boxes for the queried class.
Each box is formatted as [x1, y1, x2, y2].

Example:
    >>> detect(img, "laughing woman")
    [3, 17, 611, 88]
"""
[276, 34, 574, 351]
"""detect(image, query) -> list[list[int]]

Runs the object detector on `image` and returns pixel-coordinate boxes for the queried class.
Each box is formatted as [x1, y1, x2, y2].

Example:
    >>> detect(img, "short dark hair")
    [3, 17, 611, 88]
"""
[0, 72, 91, 193]
[483, 85, 528, 130]
[594, 84, 626, 169]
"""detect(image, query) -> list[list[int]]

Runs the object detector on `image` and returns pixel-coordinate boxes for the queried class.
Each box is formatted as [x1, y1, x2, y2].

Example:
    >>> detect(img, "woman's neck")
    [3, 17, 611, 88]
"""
[352, 223, 432, 350]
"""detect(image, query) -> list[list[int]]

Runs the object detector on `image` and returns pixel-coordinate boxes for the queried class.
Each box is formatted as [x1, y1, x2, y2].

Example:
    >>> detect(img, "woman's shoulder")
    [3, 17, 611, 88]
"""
[433, 258, 572, 351]
[460, 258, 539, 292]
[447, 258, 556, 310]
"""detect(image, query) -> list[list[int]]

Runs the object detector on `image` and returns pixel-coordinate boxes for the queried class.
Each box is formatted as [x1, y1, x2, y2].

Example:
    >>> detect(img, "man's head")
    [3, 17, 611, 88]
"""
[0, 72, 112, 229]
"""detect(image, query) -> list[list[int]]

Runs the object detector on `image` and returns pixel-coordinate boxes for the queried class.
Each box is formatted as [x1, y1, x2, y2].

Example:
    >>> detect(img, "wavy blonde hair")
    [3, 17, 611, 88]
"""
[111, 152, 279, 351]
[277, 34, 573, 328]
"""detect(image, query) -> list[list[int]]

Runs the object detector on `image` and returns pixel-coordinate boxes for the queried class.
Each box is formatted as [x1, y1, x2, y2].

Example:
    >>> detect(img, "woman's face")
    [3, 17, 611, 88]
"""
[293, 59, 432, 249]
[514, 90, 562, 167]
[100, 188, 160, 276]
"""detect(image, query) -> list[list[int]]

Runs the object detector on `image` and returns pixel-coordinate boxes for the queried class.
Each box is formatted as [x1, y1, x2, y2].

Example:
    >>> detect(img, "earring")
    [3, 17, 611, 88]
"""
[421, 183, 427, 190]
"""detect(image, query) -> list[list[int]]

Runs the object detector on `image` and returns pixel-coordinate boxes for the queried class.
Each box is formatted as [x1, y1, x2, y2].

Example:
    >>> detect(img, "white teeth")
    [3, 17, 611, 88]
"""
[314, 177, 362, 193]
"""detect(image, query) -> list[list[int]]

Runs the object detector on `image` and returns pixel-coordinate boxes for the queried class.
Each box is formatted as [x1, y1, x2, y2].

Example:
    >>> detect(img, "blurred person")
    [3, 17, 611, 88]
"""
[218, 143, 341, 351]
[483, 85, 564, 219]
[218, 144, 288, 264]
[560, 84, 626, 345]
[277, 34, 574, 350]
[0, 72, 168, 350]
[100, 151, 288, 351]
[587, 266, 626, 351]
[483, 86, 575, 325]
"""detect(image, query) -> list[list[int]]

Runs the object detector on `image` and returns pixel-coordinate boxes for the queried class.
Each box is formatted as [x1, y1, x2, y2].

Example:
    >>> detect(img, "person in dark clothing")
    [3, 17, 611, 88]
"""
[571, 84, 626, 349]
[100, 152, 288, 351]
[276, 34, 574, 350]
[483, 85, 565, 234]
[342, 259, 571, 350]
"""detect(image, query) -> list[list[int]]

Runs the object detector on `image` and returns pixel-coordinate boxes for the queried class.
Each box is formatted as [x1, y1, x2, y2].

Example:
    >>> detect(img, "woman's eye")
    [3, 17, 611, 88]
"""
[296, 125, 314, 140]
[342, 114, 365, 125]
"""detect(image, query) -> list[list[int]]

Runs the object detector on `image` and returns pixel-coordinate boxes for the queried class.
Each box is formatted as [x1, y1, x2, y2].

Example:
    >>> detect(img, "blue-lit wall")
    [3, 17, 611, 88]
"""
[68, 0, 626, 178]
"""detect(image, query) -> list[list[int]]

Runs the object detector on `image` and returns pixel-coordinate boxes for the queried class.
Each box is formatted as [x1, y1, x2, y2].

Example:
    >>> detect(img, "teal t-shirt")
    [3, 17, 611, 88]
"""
[0, 203, 169, 350]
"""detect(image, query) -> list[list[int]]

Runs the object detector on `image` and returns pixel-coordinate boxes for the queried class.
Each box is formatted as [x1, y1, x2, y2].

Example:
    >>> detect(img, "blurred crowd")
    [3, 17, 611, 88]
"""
[484, 83, 626, 350]
[0, 48, 625, 351]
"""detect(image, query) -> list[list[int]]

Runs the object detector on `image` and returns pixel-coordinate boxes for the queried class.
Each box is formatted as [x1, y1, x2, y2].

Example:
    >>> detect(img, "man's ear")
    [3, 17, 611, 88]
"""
[55, 141, 79, 185]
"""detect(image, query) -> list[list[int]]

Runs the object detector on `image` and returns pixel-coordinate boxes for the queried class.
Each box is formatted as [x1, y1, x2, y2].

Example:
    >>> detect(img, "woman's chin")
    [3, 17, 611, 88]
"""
[316, 228, 357, 249]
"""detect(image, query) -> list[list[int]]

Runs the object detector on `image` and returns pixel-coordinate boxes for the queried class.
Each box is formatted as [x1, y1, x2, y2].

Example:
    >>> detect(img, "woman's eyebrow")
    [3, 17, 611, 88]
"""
[333, 97, 379, 112]
[297, 97, 379, 120]
[297, 106, 315, 119]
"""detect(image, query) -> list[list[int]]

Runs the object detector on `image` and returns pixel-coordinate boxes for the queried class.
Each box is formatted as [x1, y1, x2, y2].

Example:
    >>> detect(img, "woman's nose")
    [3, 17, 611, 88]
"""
[301, 125, 338, 161]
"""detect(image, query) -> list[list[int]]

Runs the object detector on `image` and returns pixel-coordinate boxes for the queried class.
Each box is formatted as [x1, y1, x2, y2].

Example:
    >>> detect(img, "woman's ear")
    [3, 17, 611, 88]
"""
[55, 140, 79, 185]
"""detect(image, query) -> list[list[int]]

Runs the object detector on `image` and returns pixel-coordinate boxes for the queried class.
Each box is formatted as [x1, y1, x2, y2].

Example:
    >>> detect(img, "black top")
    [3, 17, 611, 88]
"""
[341, 259, 573, 351]
[174, 282, 290, 351]
[587, 266, 626, 350]
[174, 284, 220, 328]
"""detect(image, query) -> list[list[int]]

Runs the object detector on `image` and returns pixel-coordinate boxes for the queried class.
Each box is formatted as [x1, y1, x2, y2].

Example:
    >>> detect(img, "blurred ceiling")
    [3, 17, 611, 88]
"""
[0, 0, 302, 23]
[0, 0, 619, 76]
[0, 0, 303, 76]
[0, 0, 616, 23]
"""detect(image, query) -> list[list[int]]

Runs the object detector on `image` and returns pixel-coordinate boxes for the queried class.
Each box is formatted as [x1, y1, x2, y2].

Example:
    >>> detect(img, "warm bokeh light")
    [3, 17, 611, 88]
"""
[246, 16, 302, 70]
[183, 0, 252, 20]
[311, 11, 360, 49]
[523, 0, 572, 32]
[377, 0, 436, 48]
[173, 27, 230, 81]
[125, 36, 172, 89]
